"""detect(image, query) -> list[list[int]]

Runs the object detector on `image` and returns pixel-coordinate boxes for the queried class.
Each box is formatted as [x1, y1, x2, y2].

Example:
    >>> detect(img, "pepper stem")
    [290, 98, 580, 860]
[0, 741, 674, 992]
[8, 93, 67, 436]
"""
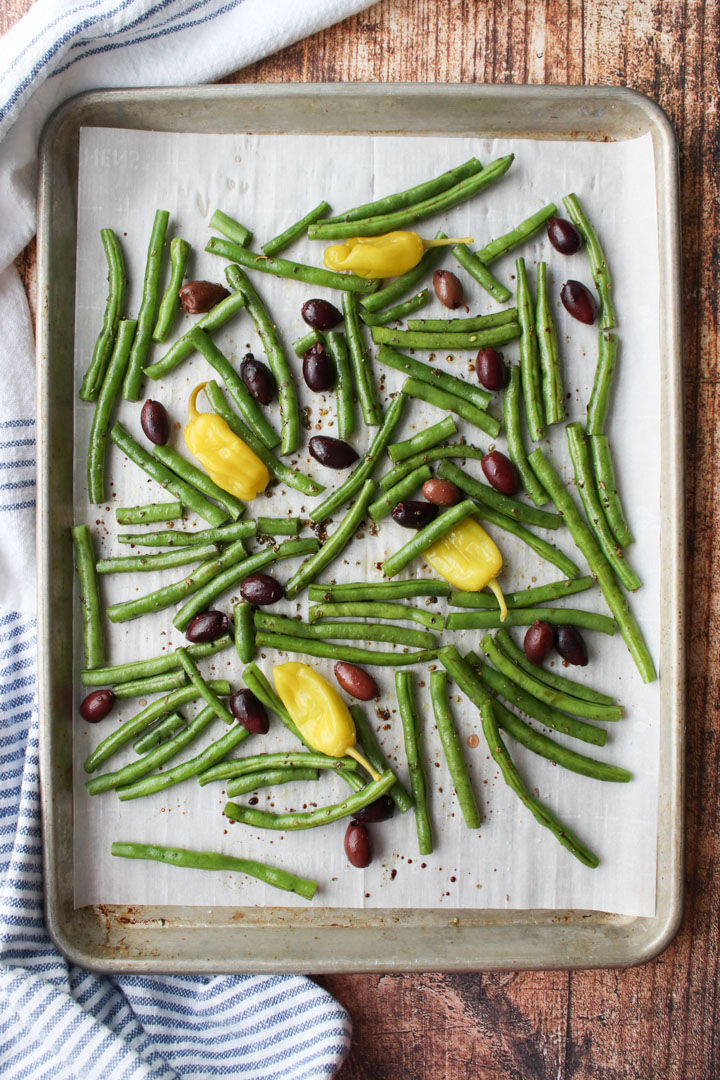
[423, 237, 474, 248]
[188, 381, 208, 422]
[487, 578, 508, 622]
[345, 745, 382, 783]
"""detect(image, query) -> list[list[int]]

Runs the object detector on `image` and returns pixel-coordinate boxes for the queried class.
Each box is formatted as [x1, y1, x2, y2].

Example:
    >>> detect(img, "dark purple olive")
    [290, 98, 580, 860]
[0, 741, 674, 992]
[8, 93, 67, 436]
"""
[555, 624, 589, 666]
[230, 689, 269, 734]
[240, 572, 283, 606]
[391, 500, 439, 529]
[352, 795, 395, 824]
[241, 354, 276, 405]
[433, 269, 464, 309]
[80, 689, 114, 723]
[476, 347, 508, 391]
[547, 216, 582, 255]
[140, 399, 170, 445]
[178, 280, 230, 314]
[524, 620, 556, 665]
[185, 610, 229, 643]
[481, 450, 519, 495]
[308, 436, 359, 470]
[560, 280, 596, 325]
[421, 478, 461, 507]
[344, 820, 372, 867]
[301, 298, 342, 331]
[334, 661, 378, 701]
[303, 344, 335, 392]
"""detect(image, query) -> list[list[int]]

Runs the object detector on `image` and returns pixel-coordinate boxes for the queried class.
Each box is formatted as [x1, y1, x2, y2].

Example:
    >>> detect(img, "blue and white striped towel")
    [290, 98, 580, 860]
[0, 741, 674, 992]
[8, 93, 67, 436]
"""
[0, 0, 379, 1074]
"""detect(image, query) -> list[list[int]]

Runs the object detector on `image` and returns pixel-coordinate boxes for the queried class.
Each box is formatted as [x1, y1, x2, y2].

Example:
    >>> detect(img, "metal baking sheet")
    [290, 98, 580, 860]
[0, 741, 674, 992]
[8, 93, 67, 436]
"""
[36, 84, 684, 972]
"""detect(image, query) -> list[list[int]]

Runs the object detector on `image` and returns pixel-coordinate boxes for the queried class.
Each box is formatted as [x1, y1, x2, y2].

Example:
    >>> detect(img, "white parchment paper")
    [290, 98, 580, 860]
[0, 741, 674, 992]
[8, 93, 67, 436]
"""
[73, 127, 660, 916]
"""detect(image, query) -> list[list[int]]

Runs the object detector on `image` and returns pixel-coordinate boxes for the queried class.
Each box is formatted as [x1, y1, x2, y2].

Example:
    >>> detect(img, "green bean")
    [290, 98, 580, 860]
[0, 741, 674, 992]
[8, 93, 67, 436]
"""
[233, 601, 254, 664]
[387, 416, 458, 463]
[292, 329, 323, 356]
[152, 444, 244, 521]
[97, 543, 220, 574]
[360, 231, 447, 314]
[476, 203, 557, 264]
[224, 769, 395, 830]
[372, 323, 521, 352]
[84, 681, 230, 773]
[123, 209, 169, 400]
[87, 708, 214, 796]
[503, 364, 548, 507]
[152, 237, 190, 343]
[80, 228, 127, 401]
[342, 291, 382, 426]
[176, 647, 234, 725]
[116, 501, 183, 525]
[81, 637, 232, 687]
[322, 159, 483, 225]
[172, 538, 320, 631]
[144, 290, 246, 380]
[586, 331, 618, 435]
[324, 330, 355, 440]
[285, 480, 374, 596]
[349, 705, 414, 813]
[448, 607, 617, 636]
[563, 193, 617, 330]
[226, 768, 320, 797]
[401, 378, 500, 439]
[209, 209, 252, 247]
[111, 841, 317, 901]
[376, 344, 492, 411]
[368, 464, 432, 522]
[406, 309, 519, 333]
[395, 672, 432, 855]
[493, 627, 616, 707]
[203, 381, 324, 497]
[381, 499, 476, 579]
[118, 521, 255, 547]
[516, 257, 544, 442]
[429, 670, 482, 828]
[133, 712, 186, 754]
[112, 670, 187, 699]
[566, 423, 642, 592]
[200, 752, 359, 786]
[256, 517, 301, 536]
[87, 318, 136, 503]
[437, 461, 561, 530]
[470, 503, 581, 579]
[480, 698, 599, 868]
[380, 444, 486, 490]
[452, 243, 511, 303]
[224, 265, 300, 455]
[589, 435, 634, 548]
[450, 576, 595, 610]
[71, 525, 105, 669]
[307, 580, 450, 602]
[262, 200, 330, 256]
[536, 262, 564, 426]
[186, 326, 280, 451]
[106, 539, 248, 624]
[309, 395, 406, 522]
[309, 156, 514, 239]
[255, 633, 439, 667]
[360, 290, 430, 327]
[255, 611, 434, 649]
[309, 600, 444, 631]
[110, 422, 228, 527]
[207, 237, 379, 293]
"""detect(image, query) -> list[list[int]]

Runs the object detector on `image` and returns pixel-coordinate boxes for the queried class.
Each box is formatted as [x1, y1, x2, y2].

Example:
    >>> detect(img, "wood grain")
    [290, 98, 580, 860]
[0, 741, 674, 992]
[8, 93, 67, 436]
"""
[3, 1, 717, 1076]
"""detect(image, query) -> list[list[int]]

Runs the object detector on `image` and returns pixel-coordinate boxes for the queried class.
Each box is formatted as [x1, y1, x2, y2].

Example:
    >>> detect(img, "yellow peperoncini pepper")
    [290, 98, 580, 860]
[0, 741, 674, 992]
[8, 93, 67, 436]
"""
[273, 662, 381, 780]
[184, 383, 269, 502]
[424, 517, 508, 620]
[323, 230, 473, 279]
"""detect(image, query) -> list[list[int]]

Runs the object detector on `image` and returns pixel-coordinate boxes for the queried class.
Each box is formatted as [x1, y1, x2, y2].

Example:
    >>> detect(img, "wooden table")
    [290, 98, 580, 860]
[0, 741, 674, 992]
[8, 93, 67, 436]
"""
[3, 2, 716, 1076]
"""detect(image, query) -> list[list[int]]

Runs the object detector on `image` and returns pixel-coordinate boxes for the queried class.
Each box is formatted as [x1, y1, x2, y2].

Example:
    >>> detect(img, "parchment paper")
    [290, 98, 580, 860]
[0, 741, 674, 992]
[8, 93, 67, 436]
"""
[73, 127, 661, 915]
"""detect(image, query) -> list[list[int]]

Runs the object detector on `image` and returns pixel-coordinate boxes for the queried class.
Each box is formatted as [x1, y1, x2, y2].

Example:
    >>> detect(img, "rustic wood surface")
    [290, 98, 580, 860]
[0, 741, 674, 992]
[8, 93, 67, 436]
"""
[3, 1, 716, 1076]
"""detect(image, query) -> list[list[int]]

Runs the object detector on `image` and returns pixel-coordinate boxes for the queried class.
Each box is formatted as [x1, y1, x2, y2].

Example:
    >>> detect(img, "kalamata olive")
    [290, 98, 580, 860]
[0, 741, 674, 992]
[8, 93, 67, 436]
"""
[422, 478, 461, 507]
[391, 500, 439, 529]
[178, 280, 230, 314]
[185, 610, 229, 643]
[334, 661, 378, 701]
[80, 689, 115, 723]
[241, 354, 276, 405]
[308, 436, 358, 470]
[352, 795, 395, 823]
[344, 820, 372, 868]
[229, 689, 269, 734]
[560, 280, 596, 325]
[240, 572, 283, 606]
[547, 216, 582, 255]
[524, 620, 556, 665]
[476, 347, 508, 390]
[140, 399, 170, 445]
[301, 298, 342, 331]
[303, 344, 335, 392]
[481, 450, 519, 495]
[555, 624, 589, 666]
[433, 269, 464, 309]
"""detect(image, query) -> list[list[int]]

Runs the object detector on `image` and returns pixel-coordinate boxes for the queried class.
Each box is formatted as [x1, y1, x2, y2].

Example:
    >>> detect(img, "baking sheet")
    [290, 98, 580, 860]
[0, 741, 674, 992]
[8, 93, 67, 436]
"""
[73, 126, 660, 916]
